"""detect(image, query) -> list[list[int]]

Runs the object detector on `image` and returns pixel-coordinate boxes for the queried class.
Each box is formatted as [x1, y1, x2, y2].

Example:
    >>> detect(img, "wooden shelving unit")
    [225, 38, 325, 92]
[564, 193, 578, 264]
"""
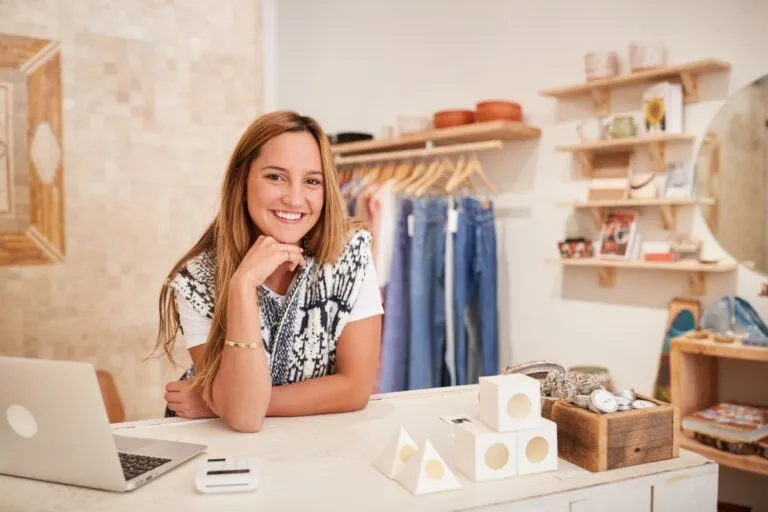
[330, 120, 541, 156]
[556, 197, 716, 231]
[551, 258, 736, 295]
[540, 59, 731, 115]
[671, 335, 768, 477]
[556, 133, 696, 173]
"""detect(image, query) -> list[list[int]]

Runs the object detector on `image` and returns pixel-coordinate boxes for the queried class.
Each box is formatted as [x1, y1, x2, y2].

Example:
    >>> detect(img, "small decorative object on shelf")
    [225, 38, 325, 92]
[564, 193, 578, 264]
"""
[604, 115, 638, 139]
[576, 118, 605, 142]
[597, 210, 639, 260]
[628, 171, 659, 199]
[558, 239, 593, 259]
[643, 82, 684, 135]
[629, 42, 669, 72]
[584, 51, 620, 81]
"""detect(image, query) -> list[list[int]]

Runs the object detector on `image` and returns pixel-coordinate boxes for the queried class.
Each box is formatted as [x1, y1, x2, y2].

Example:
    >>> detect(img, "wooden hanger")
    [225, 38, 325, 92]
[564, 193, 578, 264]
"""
[403, 158, 440, 195]
[415, 158, 454, 196]
[397, 158, 433, 193]
[375, 161, 398, 185]
[446, 153, 497, 195]
[393, 159, 425, 191]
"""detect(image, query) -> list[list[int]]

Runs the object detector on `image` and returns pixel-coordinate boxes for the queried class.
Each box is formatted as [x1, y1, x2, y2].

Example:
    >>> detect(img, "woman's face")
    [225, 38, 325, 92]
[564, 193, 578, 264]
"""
[246, 131, 325, 245]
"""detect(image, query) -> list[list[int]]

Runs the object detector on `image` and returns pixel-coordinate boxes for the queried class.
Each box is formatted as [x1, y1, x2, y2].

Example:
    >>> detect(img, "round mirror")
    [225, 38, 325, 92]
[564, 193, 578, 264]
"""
[696, 74, 768, 274]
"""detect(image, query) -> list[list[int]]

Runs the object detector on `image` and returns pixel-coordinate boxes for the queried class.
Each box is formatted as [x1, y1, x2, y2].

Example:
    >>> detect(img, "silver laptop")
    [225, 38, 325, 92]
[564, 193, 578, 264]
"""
[0, 356, 207, 492]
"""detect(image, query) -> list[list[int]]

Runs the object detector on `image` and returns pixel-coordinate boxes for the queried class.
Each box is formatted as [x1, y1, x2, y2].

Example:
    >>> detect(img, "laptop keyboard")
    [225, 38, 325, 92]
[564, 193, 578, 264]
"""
[119, 452, 171, 481]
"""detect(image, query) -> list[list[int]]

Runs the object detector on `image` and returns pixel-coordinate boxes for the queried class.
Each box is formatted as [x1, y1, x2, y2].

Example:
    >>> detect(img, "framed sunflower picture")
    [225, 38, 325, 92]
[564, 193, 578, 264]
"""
[643, 81, 683, 134]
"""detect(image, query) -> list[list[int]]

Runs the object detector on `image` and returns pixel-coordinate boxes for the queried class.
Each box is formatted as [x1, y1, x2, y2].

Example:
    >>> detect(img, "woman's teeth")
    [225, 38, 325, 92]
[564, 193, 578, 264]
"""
[274, 211, 303, 221]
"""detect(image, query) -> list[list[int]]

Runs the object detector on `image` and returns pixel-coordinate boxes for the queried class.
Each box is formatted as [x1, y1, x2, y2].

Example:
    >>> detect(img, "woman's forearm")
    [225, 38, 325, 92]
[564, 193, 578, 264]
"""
[267, 374, 371, 417]
[211, 284, 272, 432]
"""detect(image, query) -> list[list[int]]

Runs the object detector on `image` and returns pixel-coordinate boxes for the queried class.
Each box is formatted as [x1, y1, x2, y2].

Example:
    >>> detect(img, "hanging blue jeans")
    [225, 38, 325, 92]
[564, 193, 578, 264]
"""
[453, 197, 499, 385]
[378, 198, 412, 393]
[408, 198, 448, 390]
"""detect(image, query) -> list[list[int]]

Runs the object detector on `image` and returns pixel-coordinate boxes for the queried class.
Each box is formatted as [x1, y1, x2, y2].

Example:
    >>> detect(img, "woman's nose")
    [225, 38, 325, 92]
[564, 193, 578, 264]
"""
[282, 184, 304, 208]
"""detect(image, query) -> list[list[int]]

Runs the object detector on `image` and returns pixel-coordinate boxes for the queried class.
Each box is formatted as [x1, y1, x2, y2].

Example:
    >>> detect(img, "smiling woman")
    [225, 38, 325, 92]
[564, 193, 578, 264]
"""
[152, 111, 383, 433]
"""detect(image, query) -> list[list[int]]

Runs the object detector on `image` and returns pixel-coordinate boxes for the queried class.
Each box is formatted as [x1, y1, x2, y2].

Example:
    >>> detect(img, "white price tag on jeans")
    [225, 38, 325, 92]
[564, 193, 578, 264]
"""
[407, 214, 414, 237]
[447, 209, 458, 233]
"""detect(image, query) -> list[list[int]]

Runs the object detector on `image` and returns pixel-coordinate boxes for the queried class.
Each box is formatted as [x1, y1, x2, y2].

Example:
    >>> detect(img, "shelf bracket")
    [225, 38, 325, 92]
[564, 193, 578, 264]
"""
[598, 267, 616, 288]
[589, 207, 606, 228]
[591, 88, 610, 116]
[648, 141, 667, 171]
[659, 204, 678, 230]
[688, 271, 707, 295]
[578, 151, 595, 175]
[679, 72, 699, 104]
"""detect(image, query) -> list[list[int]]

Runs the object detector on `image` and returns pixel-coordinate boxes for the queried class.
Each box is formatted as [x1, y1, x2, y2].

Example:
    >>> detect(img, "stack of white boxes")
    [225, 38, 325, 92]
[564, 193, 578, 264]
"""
[372, 373, 558, 495]
[454, 374, 558, 482]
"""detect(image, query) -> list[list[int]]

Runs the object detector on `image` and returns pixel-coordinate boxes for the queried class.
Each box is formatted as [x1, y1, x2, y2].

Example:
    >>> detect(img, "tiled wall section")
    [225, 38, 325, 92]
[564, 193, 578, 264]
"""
[0, 0, 263, 420]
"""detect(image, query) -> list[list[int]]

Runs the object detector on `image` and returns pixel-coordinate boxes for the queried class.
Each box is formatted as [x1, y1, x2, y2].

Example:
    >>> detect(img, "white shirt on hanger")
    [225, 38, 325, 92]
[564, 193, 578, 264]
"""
[176, 245, 384, 349]
[372, 179, 398, 288]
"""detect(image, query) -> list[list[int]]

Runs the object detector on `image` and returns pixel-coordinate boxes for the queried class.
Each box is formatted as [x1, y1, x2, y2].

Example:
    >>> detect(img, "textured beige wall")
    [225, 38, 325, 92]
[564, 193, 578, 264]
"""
[0, 0, 263, 420]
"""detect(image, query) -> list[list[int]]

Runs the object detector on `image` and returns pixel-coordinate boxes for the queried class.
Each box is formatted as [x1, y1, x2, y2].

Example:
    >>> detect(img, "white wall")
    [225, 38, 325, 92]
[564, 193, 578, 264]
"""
[273, 4, 768, 505]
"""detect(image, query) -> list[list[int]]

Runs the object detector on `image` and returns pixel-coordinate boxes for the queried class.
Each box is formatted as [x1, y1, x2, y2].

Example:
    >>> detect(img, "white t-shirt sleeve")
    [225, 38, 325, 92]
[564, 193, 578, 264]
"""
[175, 292, 213, 349]
[348, 247, 385, 323]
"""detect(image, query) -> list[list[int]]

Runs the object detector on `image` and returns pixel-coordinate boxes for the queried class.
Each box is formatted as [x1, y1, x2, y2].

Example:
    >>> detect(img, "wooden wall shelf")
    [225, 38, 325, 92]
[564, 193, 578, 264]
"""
[671, 335, 768, 477]
[540, 59, 731, 115]
[551, 258, 736, 295]
[330, 120, 541, 156]
[680, 435, 768, 478]
[556, 133, 695, 173]
[556, 197, 715, 231]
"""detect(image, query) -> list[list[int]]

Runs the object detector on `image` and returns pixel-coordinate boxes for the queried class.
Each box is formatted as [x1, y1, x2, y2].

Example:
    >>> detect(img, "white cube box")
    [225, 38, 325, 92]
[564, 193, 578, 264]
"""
[455, 417, 518, 482]
[516, 418, 558, 475]
[479, 374, 541, 432]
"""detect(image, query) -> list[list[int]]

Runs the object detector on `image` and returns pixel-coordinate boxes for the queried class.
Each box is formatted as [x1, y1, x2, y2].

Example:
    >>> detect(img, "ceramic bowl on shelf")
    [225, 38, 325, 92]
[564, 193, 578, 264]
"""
[584, 51, 620, 81]
[629, 42, 668, 73]
[475, 100, 522, 122]
[433, 109, 476, 129]
[396, 115, 432, 135]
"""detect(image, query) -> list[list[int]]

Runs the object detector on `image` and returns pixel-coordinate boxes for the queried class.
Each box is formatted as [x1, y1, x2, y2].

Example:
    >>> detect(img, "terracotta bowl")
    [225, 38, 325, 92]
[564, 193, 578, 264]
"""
[475, 100, 522, 122]
[433, 109, 476, 129]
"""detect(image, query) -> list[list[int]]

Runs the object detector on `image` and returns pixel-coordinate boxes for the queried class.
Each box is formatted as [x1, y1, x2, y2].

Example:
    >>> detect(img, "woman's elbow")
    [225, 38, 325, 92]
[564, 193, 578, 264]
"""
[347, 388, 373, 412]
[225, 412, 265, 433]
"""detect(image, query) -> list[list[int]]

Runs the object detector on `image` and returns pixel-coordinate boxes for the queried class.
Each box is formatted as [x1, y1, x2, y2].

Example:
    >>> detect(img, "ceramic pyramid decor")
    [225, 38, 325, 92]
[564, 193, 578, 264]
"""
[373, 426, 418, 479]
[394, 439, 460, 496]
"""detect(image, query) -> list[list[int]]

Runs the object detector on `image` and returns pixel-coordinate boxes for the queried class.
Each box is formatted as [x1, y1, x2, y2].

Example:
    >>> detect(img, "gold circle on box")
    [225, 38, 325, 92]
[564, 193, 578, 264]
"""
[484, 443, 510, 470]
[398, 444, 415, 463]
[425, 459, 444, 480]
[506, 393, 531, 420]
[526, 436, 549, 463]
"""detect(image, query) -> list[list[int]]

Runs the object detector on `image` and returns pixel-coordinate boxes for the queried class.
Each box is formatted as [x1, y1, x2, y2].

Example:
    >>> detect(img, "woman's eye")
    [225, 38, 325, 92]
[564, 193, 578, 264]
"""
[306, 178, 322, 186]
[266, 174, 284, 181]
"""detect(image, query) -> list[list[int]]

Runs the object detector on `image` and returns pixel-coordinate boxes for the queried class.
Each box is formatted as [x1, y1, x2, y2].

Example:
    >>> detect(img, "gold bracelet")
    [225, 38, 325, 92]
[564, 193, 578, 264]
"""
[224, 339, 263, 349]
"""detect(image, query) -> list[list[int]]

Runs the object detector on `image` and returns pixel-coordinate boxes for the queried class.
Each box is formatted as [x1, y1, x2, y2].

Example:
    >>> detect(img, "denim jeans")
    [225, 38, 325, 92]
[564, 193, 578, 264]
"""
[453, 197, 499, 385]
[378, 198, 412, 393]
[408, 198, 448, 390]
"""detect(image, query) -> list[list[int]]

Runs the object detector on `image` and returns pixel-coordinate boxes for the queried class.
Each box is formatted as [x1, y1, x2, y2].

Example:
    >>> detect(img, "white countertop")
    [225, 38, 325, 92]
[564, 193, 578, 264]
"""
[0, 386, 716, 512]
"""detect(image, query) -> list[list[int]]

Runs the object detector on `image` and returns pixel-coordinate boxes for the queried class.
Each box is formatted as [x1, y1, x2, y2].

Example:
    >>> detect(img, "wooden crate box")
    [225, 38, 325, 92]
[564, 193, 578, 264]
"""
[541, 394, 680, 472]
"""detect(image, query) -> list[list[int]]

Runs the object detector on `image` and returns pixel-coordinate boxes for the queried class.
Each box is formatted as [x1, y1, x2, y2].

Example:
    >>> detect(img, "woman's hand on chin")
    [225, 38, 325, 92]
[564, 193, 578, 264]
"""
[230, 235, 306, 292]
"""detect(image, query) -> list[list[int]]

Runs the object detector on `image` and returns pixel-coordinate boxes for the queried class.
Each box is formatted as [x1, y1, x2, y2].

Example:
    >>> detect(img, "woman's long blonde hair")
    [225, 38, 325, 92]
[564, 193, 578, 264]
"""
[154, 111, 353, 403]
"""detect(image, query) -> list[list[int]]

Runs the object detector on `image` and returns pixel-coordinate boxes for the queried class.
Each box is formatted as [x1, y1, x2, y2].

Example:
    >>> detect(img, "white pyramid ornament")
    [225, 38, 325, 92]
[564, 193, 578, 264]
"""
[373, 426, 418, 479]
[394, 440, 460, 496]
